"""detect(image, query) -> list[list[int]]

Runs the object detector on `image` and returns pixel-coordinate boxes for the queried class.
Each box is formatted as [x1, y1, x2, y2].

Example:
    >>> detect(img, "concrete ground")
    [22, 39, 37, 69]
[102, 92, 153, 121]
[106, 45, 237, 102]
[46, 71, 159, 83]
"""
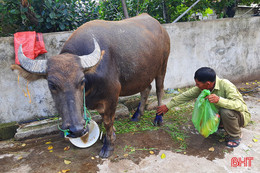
[0, 81, 259, 173]
[98, 93, 260, 173]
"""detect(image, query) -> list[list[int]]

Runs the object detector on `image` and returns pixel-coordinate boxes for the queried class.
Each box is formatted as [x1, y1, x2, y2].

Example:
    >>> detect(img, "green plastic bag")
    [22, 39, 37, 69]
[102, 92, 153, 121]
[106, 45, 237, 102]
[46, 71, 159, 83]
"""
[192, 89, 220, 138]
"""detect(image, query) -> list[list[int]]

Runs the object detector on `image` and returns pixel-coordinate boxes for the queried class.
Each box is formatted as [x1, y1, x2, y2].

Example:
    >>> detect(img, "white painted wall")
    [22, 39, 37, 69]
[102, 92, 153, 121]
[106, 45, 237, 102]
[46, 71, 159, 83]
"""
[162, 16, 260, 89]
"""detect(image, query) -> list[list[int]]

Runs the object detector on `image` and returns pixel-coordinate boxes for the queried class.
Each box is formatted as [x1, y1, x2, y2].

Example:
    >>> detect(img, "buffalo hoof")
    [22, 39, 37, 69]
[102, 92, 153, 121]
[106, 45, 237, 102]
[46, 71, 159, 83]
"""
[131, 112, 140, 122]
[131, 102, 141, 122]
[99, 136, 114, 158]
[99, 145, 114, 158]
[131, 116, 140, 122]
[153, 114, 163, 126]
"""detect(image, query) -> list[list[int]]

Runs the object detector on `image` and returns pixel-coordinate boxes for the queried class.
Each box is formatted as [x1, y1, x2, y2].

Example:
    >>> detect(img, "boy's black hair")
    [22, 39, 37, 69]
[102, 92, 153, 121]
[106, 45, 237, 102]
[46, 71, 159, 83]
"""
[194, 67, 216, 83]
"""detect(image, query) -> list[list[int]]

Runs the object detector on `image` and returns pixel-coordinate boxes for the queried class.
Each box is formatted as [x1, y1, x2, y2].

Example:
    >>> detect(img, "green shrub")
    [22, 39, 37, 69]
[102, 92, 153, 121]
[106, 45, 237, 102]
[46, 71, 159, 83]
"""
[0, 0, 99, 37]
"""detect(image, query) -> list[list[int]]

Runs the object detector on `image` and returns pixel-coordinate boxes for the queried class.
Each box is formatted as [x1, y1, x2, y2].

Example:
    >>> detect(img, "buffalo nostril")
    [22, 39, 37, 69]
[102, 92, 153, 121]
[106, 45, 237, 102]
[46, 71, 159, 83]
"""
[69, 125, 85, 138]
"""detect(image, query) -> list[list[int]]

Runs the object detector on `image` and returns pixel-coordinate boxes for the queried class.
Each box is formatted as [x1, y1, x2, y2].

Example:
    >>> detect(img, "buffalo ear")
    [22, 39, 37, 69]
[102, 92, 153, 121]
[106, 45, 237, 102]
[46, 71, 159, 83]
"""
[10, 64, 47, 81]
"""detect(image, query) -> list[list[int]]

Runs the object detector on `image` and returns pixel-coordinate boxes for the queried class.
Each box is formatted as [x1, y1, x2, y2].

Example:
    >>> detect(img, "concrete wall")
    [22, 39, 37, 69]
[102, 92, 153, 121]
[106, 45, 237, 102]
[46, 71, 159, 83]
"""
[0, 32, 72, 124]
[0, 17, 259, 123]
[163, 16, 260, 89]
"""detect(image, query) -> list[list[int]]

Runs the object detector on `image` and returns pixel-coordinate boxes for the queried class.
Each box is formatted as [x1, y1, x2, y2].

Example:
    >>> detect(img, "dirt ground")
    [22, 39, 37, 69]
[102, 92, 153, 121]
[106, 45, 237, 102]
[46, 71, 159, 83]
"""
[0, 126, 232, 173]
[0, 80, 259, 173]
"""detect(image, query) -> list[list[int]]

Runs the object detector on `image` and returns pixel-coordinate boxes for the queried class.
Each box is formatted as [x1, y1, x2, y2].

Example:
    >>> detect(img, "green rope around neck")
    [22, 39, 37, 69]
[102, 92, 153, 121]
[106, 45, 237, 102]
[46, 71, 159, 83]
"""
[83, 87, 91, 127]
[58, 87, 91, 137]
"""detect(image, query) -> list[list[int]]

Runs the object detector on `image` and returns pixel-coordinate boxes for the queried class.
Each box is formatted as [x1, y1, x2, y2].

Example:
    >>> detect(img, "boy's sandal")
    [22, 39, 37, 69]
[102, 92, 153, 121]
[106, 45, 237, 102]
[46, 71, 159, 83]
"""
[226, 139, 241, 148]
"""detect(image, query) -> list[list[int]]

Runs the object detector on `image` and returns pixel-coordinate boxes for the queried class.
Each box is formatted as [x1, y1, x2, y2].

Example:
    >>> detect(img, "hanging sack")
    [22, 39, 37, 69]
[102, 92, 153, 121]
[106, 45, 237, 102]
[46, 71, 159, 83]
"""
[192, 89, 220, 138]
[14, 31, 47, 65]
[34, 33, 47, 58]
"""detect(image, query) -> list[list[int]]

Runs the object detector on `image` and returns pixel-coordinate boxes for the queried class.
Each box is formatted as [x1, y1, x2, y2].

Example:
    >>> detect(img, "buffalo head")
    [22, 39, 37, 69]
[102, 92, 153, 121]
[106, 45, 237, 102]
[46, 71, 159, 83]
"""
[13, 38, 103, 138]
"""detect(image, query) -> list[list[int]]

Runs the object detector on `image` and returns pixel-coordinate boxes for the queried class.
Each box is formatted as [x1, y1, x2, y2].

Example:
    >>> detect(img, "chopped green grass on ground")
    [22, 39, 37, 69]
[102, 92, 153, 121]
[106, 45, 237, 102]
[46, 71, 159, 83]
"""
[163, 101, 194, 151]
[100, 99, 195, 152]
[104, 111, 160, 134]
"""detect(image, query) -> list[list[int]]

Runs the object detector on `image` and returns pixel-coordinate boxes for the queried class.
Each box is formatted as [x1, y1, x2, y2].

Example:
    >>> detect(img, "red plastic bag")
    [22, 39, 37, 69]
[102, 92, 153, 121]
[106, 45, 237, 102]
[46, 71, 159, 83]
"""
[14, 31, 47, 65]
[34, 33, 47, 57]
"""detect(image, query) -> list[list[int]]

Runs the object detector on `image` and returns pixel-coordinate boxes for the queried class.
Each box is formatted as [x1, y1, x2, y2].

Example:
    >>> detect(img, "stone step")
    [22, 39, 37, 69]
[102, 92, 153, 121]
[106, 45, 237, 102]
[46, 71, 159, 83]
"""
[14, 103, 129, 140]
[0, 122, 19, 140]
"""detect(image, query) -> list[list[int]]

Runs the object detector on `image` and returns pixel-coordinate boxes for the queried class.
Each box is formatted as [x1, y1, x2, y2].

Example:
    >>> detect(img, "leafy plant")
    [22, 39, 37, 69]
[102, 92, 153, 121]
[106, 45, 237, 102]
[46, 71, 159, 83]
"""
[1, 0, 259, 36]
[98, 0, 124, 20]
[0, 0, 24, 36]
[0, 0, 99, 36]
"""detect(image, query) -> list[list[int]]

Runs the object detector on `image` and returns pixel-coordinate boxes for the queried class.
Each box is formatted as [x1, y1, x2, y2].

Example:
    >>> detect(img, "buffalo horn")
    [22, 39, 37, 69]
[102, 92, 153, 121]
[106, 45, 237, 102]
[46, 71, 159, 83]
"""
[79, 38, 101, 69]
[18, 44, 47, 74]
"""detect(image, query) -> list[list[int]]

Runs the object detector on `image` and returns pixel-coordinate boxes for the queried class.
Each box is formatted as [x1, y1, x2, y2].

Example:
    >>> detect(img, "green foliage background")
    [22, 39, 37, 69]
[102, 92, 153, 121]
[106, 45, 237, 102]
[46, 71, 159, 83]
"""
[0, 0, 259, 37]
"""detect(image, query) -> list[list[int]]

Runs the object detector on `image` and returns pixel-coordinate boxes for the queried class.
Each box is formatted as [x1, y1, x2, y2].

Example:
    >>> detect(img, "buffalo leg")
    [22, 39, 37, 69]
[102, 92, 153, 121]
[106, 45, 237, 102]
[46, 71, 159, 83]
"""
[99, 102, 117, 158]
[131, 85, 151, 121]
[153, 75, 165, 126]
[155, 75, 165, 106]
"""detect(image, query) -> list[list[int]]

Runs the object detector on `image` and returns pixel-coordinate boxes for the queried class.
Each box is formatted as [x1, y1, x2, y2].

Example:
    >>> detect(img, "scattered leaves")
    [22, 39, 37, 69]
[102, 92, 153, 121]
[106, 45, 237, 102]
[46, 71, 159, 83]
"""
[48, 145, 53, 150]
[58, 169, 70, 173]
[45, 141, 52, 144]
[64, 146, 70, 151]
[218, 139, 225, 142]
[175, 149, 183, 153]
[161, 153, 166, 159]
[149, 151, 154, 155]
[177, 137, 183, 141]
[223, 149, 228, 153]
[209, 147, 215, 152]
[240, 88, 246, 91]
[252, 138, 258, 143]
[64, 160, 71, 165]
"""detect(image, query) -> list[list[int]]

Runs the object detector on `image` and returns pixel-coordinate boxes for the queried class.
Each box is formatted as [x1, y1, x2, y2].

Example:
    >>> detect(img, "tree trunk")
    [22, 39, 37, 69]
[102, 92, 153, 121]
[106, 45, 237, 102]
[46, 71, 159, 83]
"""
[20, 0, 38, 26]
[162, 0, 169, 23]
[137, 0, 139, 15]
[121, 0, 129, 18]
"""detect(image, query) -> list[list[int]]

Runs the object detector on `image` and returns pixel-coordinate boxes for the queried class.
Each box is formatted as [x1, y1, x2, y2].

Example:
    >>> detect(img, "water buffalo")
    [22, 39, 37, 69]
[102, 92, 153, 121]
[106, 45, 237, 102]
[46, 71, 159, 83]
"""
[11, 13, 170, 158]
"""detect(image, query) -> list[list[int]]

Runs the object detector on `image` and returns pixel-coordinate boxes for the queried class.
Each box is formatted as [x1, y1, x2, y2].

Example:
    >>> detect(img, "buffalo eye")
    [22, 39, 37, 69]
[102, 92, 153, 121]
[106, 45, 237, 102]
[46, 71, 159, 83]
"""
[48, 82, 57, 91]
